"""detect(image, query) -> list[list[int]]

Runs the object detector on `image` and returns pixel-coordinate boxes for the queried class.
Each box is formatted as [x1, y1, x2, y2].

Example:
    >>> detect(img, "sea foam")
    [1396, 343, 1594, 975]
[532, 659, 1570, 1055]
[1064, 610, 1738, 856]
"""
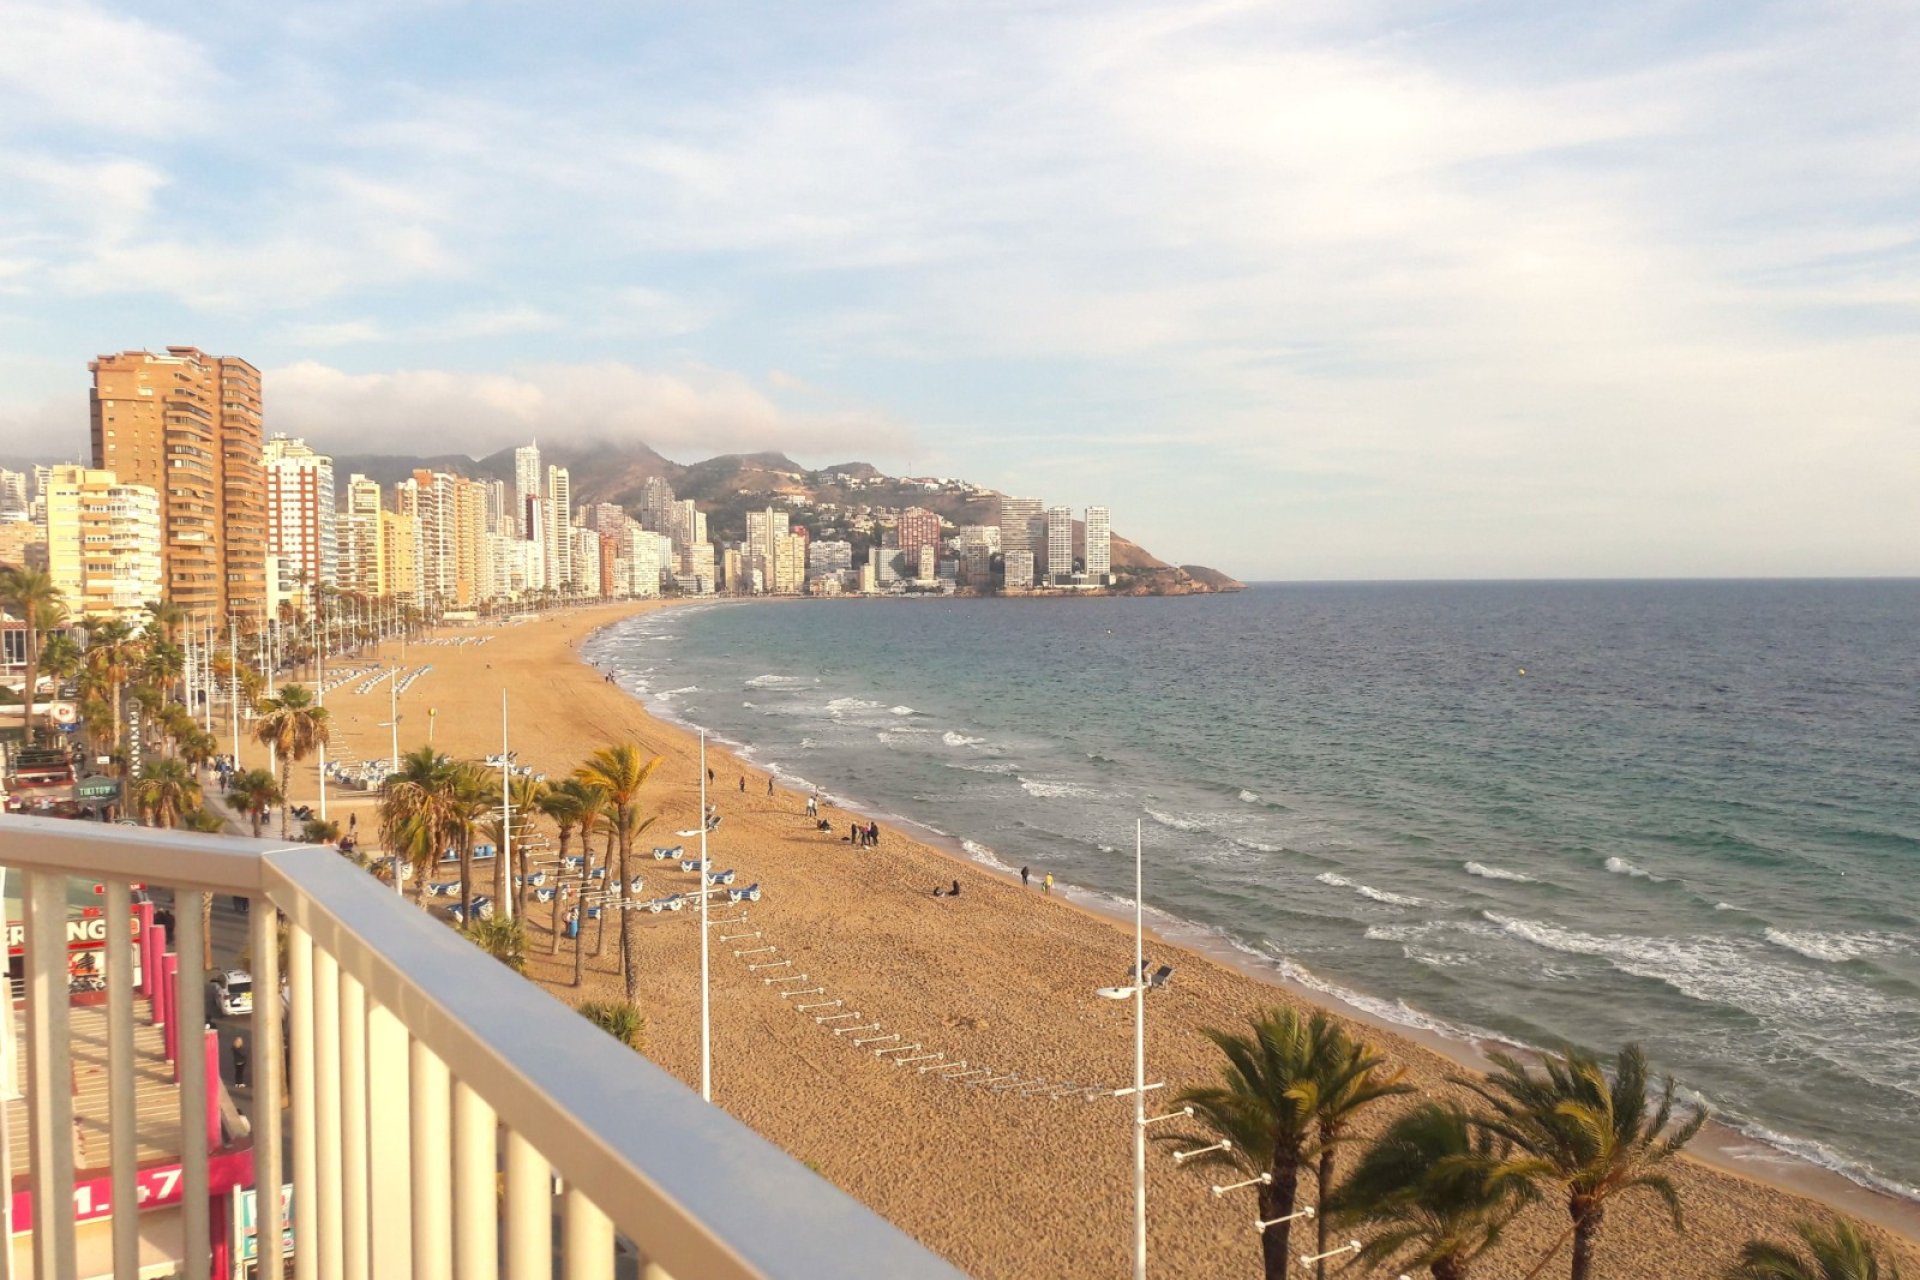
[1316, 871, 1426, 907]
[1464, 861, 1536, 883]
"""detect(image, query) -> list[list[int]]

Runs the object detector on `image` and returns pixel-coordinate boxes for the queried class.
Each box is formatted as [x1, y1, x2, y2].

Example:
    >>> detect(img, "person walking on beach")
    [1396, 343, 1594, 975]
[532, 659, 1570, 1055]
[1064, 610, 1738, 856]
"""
[1021, 866, 1030, 888]
[1043, 872, 1053, 896]
[868, 821, 880, 848]
[806, 792, 818, 819]
[768, 776, 776, 796]
[739, 775, 746, 793]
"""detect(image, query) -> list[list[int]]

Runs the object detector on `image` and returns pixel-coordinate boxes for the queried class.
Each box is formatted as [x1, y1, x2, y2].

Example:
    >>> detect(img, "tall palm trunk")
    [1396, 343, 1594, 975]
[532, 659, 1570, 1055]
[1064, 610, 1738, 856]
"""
[279, 757, 293, 839]
[493, 842, 508, 915]
[1432, 1257, 1468, 1280]
[18, 633, 37, 746]
[1568, 1200, 1602, 1280]
[594, 826, 615, 957]
[617, 808, 637, 1002]
[571, 849, 592, 986]
[1257, 1161, 1302, 1280]
[1315, 1144, 1336, 1276]
[460, 840, 474, 924]
[549, 826, 573, 955]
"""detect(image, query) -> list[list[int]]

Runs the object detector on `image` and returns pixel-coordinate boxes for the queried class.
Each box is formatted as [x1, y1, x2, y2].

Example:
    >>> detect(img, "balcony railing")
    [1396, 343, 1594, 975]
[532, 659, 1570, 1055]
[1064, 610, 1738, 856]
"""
[2, 817, 965, 1280]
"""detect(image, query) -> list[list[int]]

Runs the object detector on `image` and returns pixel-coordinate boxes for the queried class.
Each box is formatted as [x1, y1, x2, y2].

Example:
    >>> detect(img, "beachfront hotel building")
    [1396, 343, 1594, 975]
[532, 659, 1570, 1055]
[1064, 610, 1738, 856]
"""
[1045, 506, 1074, 582]
[88, 347, 268, 624]
[514, 442, 542, 534]
[996, 495, 1042, 569]
[263, 434, 338, 600]
[379, 507, 423, 606]
[340, 474, 386, 597]
[546, 464, 572, 591]
[1084, 505, 1111, 582]
[41, 464, 163, 626]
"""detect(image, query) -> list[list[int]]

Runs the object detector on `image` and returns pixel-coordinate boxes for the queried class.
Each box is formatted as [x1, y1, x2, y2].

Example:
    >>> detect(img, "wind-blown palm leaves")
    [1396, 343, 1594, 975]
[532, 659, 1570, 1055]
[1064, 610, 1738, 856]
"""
[132, 757, 201, 830]
[1725, 1218, 1901, 1280]
[254, 683, 331, 839]
[1455, 1043, 1706, 1280]
[379, 746, 494, 920]
[1331, 1103, 1544, 1280]
[573, 745, 661, 1003]
[227, 768, 283, 839]
[0, 567, 65, 746]
[1305, 1020, 1415, 1274]
[1165, 1008, 1402, 1280]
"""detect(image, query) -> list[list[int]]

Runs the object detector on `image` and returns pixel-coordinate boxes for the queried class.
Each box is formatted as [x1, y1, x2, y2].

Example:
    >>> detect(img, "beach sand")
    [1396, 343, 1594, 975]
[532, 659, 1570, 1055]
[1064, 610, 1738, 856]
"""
[288, 602, 1920, 1279]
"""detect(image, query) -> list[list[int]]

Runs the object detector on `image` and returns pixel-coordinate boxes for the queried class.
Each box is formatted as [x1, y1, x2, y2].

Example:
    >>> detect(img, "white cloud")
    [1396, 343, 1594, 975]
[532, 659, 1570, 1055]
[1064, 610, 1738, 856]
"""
[0, 1, 215, 136]
[263, 359, 915, 462]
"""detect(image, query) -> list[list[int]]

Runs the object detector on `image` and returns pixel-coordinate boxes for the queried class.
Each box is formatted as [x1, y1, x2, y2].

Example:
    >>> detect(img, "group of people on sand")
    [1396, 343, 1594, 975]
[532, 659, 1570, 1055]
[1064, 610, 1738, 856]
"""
[846, 820, 882, 848]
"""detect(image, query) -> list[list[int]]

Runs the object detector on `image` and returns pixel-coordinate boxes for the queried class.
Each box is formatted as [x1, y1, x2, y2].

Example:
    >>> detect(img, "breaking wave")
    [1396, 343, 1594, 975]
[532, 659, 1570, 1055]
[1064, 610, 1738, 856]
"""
[1464, 861, 1536, 883]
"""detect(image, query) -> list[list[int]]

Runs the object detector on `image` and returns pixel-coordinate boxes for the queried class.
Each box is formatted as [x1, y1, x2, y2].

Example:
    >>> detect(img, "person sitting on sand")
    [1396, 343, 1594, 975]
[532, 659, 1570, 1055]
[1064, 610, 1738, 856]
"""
[949, 879, 961, 897]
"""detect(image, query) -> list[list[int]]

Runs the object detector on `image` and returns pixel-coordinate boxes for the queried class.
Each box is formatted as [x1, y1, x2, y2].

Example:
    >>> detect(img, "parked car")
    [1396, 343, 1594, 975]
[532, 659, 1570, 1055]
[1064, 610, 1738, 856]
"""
[209, 969, 253, 1017]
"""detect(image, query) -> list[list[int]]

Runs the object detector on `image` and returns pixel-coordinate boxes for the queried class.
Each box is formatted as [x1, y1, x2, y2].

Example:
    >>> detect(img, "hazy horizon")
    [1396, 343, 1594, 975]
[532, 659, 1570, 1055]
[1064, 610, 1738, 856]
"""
[2, 2, 1916, 580]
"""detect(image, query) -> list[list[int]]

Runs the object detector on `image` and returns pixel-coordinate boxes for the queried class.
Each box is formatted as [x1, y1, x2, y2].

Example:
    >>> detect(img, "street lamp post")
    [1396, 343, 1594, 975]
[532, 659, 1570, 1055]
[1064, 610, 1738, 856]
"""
[674, 730, 714, 1101]
[1096, 820, 1161, 1280]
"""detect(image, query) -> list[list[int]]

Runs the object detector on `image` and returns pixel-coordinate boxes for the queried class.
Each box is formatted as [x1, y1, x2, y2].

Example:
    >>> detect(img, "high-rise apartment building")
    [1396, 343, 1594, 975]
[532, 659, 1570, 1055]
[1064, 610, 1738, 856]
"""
[42, 465, 163, 626]
[454, 477, 490, 608]
[0, 469, 28, 521]
[514, 443, 542, 538]
[745, 508, 788, 593]
[897, 507, 942, 562]
[570, 528, 602, 597]
[340, 475, 386, 598]
[263, 435, 337, 598]
[1003, 550, 1034, 590]
[398, 471, 459, 605]
[379, 509, 422, 606]
[640, 477, 676, 534]
[89, 347, 266, 623]
[997, 496, 1042, 566]
[1084, 506, 1111, 581]
[545, 465, 572, 590]
[1045, 506, 1074, 582]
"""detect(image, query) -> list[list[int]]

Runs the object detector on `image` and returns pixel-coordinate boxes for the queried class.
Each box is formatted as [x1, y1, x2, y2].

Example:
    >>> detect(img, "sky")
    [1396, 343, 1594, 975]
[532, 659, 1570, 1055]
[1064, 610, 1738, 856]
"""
[1, 0, 1917, 580]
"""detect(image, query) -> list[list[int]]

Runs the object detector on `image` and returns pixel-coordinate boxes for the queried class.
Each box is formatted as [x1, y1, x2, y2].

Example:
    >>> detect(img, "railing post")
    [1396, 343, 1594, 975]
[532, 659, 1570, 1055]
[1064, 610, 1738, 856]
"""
[289, 925, 319, 1280]
[340, 972, 370, 1280]
[21, 870, 77, 1280]
[563, 1189, 613, 1280]
[453, 1081, 499, 1280]
[410, 1041, 452, 1280]
[367, 1000, 414, 1273]
[176, 891, 212, 1279]
[105, 880, 140, 1280]
[504, 1130, 549, 1278]
[251, 900, 285, 1280]
[314, 947, 345, 1280]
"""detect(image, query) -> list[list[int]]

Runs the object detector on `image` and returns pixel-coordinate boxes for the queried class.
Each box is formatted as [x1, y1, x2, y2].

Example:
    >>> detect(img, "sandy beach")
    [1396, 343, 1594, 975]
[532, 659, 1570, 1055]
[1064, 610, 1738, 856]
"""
[283, 602, 1920, 1279]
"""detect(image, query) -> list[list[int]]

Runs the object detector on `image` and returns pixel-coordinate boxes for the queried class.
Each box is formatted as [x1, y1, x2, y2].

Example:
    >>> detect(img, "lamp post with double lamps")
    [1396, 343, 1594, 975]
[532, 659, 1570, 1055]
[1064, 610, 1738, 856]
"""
[1095, 820, 1179, 1280]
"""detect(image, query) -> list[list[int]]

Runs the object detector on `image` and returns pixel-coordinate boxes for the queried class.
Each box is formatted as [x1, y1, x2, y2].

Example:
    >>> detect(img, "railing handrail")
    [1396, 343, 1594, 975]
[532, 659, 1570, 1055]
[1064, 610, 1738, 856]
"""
[2, 816, 968, 1280]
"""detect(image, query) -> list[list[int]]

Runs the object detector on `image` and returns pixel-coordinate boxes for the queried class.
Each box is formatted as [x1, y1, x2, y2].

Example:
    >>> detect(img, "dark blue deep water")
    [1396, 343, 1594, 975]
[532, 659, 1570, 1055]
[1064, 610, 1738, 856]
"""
[584, 581, 1920, 1198]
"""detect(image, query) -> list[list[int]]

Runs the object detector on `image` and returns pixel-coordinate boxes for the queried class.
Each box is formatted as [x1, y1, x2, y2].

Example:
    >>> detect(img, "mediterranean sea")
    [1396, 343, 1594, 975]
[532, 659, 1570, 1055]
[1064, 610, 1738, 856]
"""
[582, 580, 1920, 1202]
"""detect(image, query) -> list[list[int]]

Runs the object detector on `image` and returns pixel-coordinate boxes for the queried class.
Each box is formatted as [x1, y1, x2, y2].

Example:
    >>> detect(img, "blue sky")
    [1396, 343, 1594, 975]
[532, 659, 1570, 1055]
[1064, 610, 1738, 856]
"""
[2, 0, 1916, 578]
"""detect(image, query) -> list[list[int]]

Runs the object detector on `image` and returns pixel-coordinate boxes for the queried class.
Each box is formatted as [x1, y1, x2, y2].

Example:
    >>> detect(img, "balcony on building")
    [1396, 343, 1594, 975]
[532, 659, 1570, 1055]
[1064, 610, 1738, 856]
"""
[0, 818, 961, 1280]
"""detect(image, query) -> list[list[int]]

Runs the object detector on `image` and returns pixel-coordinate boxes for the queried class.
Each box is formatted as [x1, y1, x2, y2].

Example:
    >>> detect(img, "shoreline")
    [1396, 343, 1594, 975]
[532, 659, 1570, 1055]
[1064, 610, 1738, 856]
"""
[580, 599, 1920, 1243]
[298, 601, 1920, 1276]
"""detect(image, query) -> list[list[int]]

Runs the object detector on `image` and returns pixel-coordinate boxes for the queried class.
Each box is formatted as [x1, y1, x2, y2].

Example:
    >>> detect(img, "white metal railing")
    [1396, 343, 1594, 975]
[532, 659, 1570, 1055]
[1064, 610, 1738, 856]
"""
[0, 816, 967, 1280]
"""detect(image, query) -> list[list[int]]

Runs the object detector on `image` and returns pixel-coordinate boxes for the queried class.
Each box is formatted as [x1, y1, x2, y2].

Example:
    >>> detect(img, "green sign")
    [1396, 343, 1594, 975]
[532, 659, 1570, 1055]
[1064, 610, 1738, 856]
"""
[75, 778, 120, 799]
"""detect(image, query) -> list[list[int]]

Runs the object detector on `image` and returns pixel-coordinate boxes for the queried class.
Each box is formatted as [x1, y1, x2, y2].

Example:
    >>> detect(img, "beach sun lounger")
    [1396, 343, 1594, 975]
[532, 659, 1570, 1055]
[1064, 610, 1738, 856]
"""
[707, 869, 736, 886]
[678, 858, 700, 873]
[726, 883, 762, 903]
[652, 845, 684, 860]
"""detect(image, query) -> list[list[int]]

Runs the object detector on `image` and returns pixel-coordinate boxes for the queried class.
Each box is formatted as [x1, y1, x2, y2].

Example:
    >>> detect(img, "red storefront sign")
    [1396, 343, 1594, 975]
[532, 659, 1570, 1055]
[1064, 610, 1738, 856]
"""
[9, 1150, 254, 1234]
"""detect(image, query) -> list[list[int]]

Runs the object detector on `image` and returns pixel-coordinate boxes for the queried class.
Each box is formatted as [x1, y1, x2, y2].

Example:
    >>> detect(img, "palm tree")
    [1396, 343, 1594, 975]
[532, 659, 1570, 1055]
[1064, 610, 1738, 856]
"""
[83, 619, 145, 768]
[539, 780, 588, 954]
[132, 757, 201, 830]
[466, 915, 527, 972]
[573, 745, 661, 1003]
[227, 768, 283, 838]
[1164, 1008, 1344, 1280]
[254, 684, 331, 839]
[379, 746, 493, 919]
[1332, 1103, 1545, 1280]
[1304, 1020, 1415, 1275]
[1725, 1218, 1901, 1280]
[505, 773, 549, 919]
[569, 785, 610, 979]
[0, 567, 66, 746]
[1457, 1043, 1706, 1280]
[577, 1000, 647, 1048]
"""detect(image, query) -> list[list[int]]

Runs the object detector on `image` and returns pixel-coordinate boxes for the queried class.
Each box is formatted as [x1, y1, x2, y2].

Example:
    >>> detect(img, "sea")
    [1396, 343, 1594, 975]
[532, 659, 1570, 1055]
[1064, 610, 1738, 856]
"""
[581, 581, 1920, 1202]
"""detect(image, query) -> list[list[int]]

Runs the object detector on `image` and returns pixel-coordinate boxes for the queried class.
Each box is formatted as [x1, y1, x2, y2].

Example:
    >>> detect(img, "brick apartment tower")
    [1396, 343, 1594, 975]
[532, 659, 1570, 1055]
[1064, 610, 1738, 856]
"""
[89, 347, 267, 624]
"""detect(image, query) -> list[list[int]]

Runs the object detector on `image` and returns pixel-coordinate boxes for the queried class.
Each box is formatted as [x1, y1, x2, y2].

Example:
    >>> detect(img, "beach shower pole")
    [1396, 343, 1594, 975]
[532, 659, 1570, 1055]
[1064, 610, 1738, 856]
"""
[500, 690, 513, 921]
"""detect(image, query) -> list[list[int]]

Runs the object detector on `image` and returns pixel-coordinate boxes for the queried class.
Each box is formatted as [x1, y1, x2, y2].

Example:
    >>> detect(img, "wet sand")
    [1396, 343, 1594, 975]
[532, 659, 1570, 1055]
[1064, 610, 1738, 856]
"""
[288, 602, 1920, 1279]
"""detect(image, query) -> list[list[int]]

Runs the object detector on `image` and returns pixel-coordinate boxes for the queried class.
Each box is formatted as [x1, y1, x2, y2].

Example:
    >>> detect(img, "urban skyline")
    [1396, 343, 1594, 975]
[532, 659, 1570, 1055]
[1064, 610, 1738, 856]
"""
[0, 347, 1131, 625]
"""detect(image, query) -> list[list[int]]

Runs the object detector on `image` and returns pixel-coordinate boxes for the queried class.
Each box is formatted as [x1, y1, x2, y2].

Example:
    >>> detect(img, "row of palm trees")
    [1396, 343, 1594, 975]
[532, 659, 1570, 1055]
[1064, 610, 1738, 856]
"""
[1171, 1009, 1901, 1280]
[375, 741, 663, 1003]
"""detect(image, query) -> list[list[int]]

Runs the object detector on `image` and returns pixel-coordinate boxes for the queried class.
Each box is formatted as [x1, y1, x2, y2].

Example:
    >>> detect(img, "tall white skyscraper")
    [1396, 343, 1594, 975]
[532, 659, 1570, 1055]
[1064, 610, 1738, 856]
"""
[1084, 505, 1111, 581]
[262, 434, 338, 592]
[514, 442, 542, 538]
[546, 464, 572, 589]
[1045, 506, 1074, 582]
[997, 495, 1042, 561]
